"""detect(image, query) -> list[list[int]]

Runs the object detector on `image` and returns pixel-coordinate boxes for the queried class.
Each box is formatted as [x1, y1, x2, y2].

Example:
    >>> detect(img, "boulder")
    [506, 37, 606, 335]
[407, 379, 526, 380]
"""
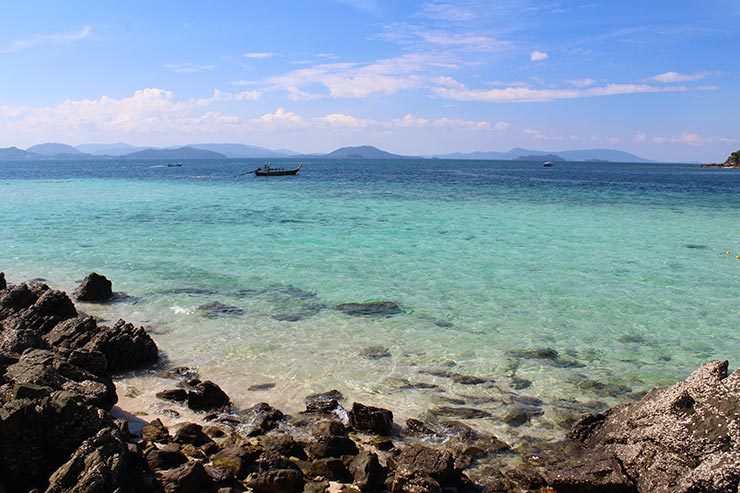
[159, 461, 214, 493]
[0, 284, 38, 320]
[336, 301, 402, 317]
[349, 402, 394, 435]
[141, 418, 171, 443]
[388, 445, 458, 486]
[211, 446, 261, 479]
[0, 390, 112, 492]
[145, 447, 188, 471]
[305, 389, 343, 413]
[347, 451, 387, 491]
[45, 426, 149, 492]
[245, 454, 305, 493]
[45, 317, 158, 373]
[4, 348, 117, 409]
[545, 360, 739, 493]
[73, 273, 113, 302]
[156, 388, 188, 402]
[308, 421, 358, 459]
[0, 317, 49, 353]
[391, 471, 442, 493]
[187, 380, 231, 411]
[0, 272, 5, 290]
[173, 422, 215, 447]
[241, 402, 284, 436]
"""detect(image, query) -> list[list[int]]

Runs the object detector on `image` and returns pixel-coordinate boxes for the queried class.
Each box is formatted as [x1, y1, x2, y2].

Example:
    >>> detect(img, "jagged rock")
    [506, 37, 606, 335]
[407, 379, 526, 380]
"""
[298, 457, 352, 483]
[173, 422, 215, 447]
[305, 389, 343, 413]
[347, 451, 386, 491]
[159, 460, 214, 493]
[45, 426, 147, 492]
[141, 418, 171, 443]
[405, 418, 435, 436]
[73, 273, 113, 302]
[389, 445, 458, 486]
[545, 360, 739, 493]
[0, 284, 39, 320]
[261, 433, 307, 460]
[211, 446, 261, 479]
[0, 272, 5, 290]
[145, 447, 188, 471]
[349, 402, 393, 435]
[187, 380, 230, 411]
[45, 317, 158, 372]
[156, 388, 188, 402]
[308, 421, 358, 459]
[391, 471, 442, 493]
[245, 453, 305, 493]
[0, 317, 48, 353]
[0, 390, 112, 492]
[242, 402, 284, 436]
[336, 301, 402, 317]
[4, 348, 117, 409]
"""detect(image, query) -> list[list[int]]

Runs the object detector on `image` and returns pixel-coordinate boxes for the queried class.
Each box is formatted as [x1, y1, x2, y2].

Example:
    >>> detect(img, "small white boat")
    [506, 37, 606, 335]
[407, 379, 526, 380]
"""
[543, 161, 554, 167]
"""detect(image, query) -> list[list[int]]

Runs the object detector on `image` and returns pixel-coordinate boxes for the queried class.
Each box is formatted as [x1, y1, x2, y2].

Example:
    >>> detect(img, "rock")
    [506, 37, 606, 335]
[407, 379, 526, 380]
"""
[349, 402, 394, 435]
[405, 418, 435, 436]
[389, 445, 457, 486]
[73, 273, 113, 302]
[0, 284, 38, 320]
[156, 388, 188, 402]
[4, 348, 117, 409]
[248, 383, 276, 391]
[305, 389, 343, 413]
[429, 406, 492, 419]
[159, 461, 214, 493]
[211, 446, 261, 479]
[0, 272, 5, 290]
[0, 318, 48, 353]
[347, 451, 386, 491]
[245, 468, 305, 493]
[146, 447, 188, 471]
[391, 471, 442, 493]
[242, 402, 284, 436]
[141, 418, 171, 443]
[501, 405, 544, 427]
[261, 433, 307, 460]
[298, 457, 352, 483]
[336, 301, 402, 317]
[45, 426, 148, 493]
[45, 317, 159, 372]
[360, 345, 391, 359]
[159, 366, 200, 381]
[546, 360, 740, 493]
[173, 422, 215, 447]
[198, 301, 245, 317]
[506, 347, 560, 360]
[308, 421, 359, 459]
[0, 390, 112, 492]
[187, 380, 230, 411]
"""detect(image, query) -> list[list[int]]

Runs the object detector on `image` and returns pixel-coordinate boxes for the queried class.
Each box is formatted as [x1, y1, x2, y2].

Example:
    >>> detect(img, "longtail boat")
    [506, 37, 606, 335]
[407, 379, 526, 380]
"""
[254, 163, 302, 176]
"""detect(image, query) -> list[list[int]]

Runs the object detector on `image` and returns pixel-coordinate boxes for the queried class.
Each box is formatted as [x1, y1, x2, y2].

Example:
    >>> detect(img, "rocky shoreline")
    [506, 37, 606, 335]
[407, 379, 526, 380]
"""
[701, 150, 740, 168]
[0, 271, 737, 492]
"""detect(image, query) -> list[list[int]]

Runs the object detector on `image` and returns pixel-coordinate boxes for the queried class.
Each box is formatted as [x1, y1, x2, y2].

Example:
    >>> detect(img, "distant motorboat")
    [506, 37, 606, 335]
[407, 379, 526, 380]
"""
[166, 162, 182, 167]
[254, 163, 302, 176]
[543, 161, 554, 167]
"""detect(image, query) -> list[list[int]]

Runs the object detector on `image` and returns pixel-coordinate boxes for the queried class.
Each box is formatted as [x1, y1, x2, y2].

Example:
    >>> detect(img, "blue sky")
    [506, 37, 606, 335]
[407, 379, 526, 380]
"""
[0, 0, 738, 161]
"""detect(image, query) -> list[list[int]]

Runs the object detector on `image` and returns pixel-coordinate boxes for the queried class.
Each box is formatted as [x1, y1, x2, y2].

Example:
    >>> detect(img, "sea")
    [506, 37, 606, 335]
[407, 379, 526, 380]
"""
[1, 158, 738, 441]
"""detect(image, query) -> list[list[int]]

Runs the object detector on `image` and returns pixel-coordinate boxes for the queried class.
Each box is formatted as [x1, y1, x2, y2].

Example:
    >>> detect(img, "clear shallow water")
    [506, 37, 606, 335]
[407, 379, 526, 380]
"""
[1, 158, 739, 439]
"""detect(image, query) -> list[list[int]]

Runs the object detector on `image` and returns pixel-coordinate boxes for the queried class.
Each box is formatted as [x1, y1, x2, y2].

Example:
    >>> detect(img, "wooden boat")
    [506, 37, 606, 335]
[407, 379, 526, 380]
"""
[254, 163, 302, 176]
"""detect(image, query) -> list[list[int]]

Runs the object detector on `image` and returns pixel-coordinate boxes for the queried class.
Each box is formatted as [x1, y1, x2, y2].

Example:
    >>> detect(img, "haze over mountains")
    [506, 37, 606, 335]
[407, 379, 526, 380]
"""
[0, 142, 655, 163]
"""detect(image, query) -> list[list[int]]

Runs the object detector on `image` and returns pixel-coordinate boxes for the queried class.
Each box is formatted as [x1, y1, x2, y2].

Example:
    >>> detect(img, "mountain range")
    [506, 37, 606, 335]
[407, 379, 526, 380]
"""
[0, 142, 655, 163]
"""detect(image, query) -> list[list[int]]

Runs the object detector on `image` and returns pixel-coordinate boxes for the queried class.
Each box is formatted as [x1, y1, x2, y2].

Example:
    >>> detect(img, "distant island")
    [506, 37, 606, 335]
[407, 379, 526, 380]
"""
[702, 150, 740, 168]
[0, 142, 659, 163]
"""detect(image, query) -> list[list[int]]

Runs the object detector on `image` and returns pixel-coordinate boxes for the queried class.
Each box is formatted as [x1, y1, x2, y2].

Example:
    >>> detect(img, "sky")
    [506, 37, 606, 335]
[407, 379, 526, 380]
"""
[0, 0, 738, 161]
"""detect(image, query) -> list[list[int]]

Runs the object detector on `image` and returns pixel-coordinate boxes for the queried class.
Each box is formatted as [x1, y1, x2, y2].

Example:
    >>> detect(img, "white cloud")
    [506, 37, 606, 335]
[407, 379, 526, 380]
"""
[164, 63, 215, 73]
[433, 77, 688, 102]
[417, 2, 476, 21]
[567, 78, 596, 88]
[1, 25, 91, 53]
[392, 114, 430, 128]
[379, 23, 508, 53]
[243, 52, 278, 59]
[530, 50, 549, 62]
[650, 71, 709, 83]
[634, 132, 647, 143]
[650, 132, 739, 146]
[524, 128, 562, 140]
[319, 113, 370, 127]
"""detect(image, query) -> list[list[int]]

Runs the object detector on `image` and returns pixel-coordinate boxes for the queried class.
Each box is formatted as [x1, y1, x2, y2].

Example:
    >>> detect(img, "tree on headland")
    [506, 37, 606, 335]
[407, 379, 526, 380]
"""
[729, 150, 740, 165]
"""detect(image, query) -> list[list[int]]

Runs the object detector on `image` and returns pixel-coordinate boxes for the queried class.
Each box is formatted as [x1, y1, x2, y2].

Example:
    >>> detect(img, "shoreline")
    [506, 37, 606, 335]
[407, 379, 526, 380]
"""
[1, 271, 737, 492]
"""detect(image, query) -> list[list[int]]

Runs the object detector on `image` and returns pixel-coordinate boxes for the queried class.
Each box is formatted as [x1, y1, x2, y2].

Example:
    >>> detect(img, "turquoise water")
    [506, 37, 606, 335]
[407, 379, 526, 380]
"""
[1, 159, 738, 438]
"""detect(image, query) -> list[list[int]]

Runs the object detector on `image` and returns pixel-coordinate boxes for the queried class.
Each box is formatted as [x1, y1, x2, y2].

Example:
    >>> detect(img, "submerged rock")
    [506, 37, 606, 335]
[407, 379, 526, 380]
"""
[197, 301, 245, 317]
[360, 345, 391, 359]
[241, 402, 285, 436]
[349, 402, 394, 435]
[429, 406, 492, 419]
[304, 389, 343, 413]
[73, 272, 113, 302]
[336, 301, 402, 317]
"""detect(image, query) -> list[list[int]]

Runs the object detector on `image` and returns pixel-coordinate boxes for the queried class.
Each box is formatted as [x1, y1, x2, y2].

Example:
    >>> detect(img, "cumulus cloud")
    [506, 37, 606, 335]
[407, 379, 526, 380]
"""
[1, 25, 91, 53]
[530, 50, 549, 62]
[650, 71, 709, 83]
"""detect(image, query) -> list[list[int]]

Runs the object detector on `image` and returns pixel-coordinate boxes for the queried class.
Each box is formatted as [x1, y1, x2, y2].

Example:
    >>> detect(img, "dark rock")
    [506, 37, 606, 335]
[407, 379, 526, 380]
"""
[242, 402, 284, 436]
[211, 446, 260, 479]
[506, 347, 560, 360]
[45, 426, 147, 493]
[349, 402, 394, 435]
[0, 390, 112, 492]
[146, 447, 188, 471]
[543, 455, 637, 493]
[430, 406, 491, 419]
[308, 422, 359, 459]
[391, 472, 442, 493]
[511, 376, 532, 390]
[160, 461, 214, 493]
[388, 445, 457, 485]
[156, 388, 188, 402]
[198, 301, 245, 317]
[0, 284, 38, 320]
[248, 382, 276, 391]
[187, 380, 231, 411]
[0, 318, 48, 353]
[45, 317, 159, 372]
[298, 457, 352, 483]
[245, 468, 305, 493]
[159, 366, 200, 381]
[305, 389, 343, 413]
[261, 433, 307, 460]
[0, 272, 5, 290]
[173, 422, 215, 447]
[360, 345, 391, 359]
[73, 272, 113, 302]
[141, 418, 171, 443]
[4, 348, 117, 409]
[405, 418, 435, 436]
[347, 450, 387, 491]
[336, 301, 402, 317]
[501, 405, 544, 427]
